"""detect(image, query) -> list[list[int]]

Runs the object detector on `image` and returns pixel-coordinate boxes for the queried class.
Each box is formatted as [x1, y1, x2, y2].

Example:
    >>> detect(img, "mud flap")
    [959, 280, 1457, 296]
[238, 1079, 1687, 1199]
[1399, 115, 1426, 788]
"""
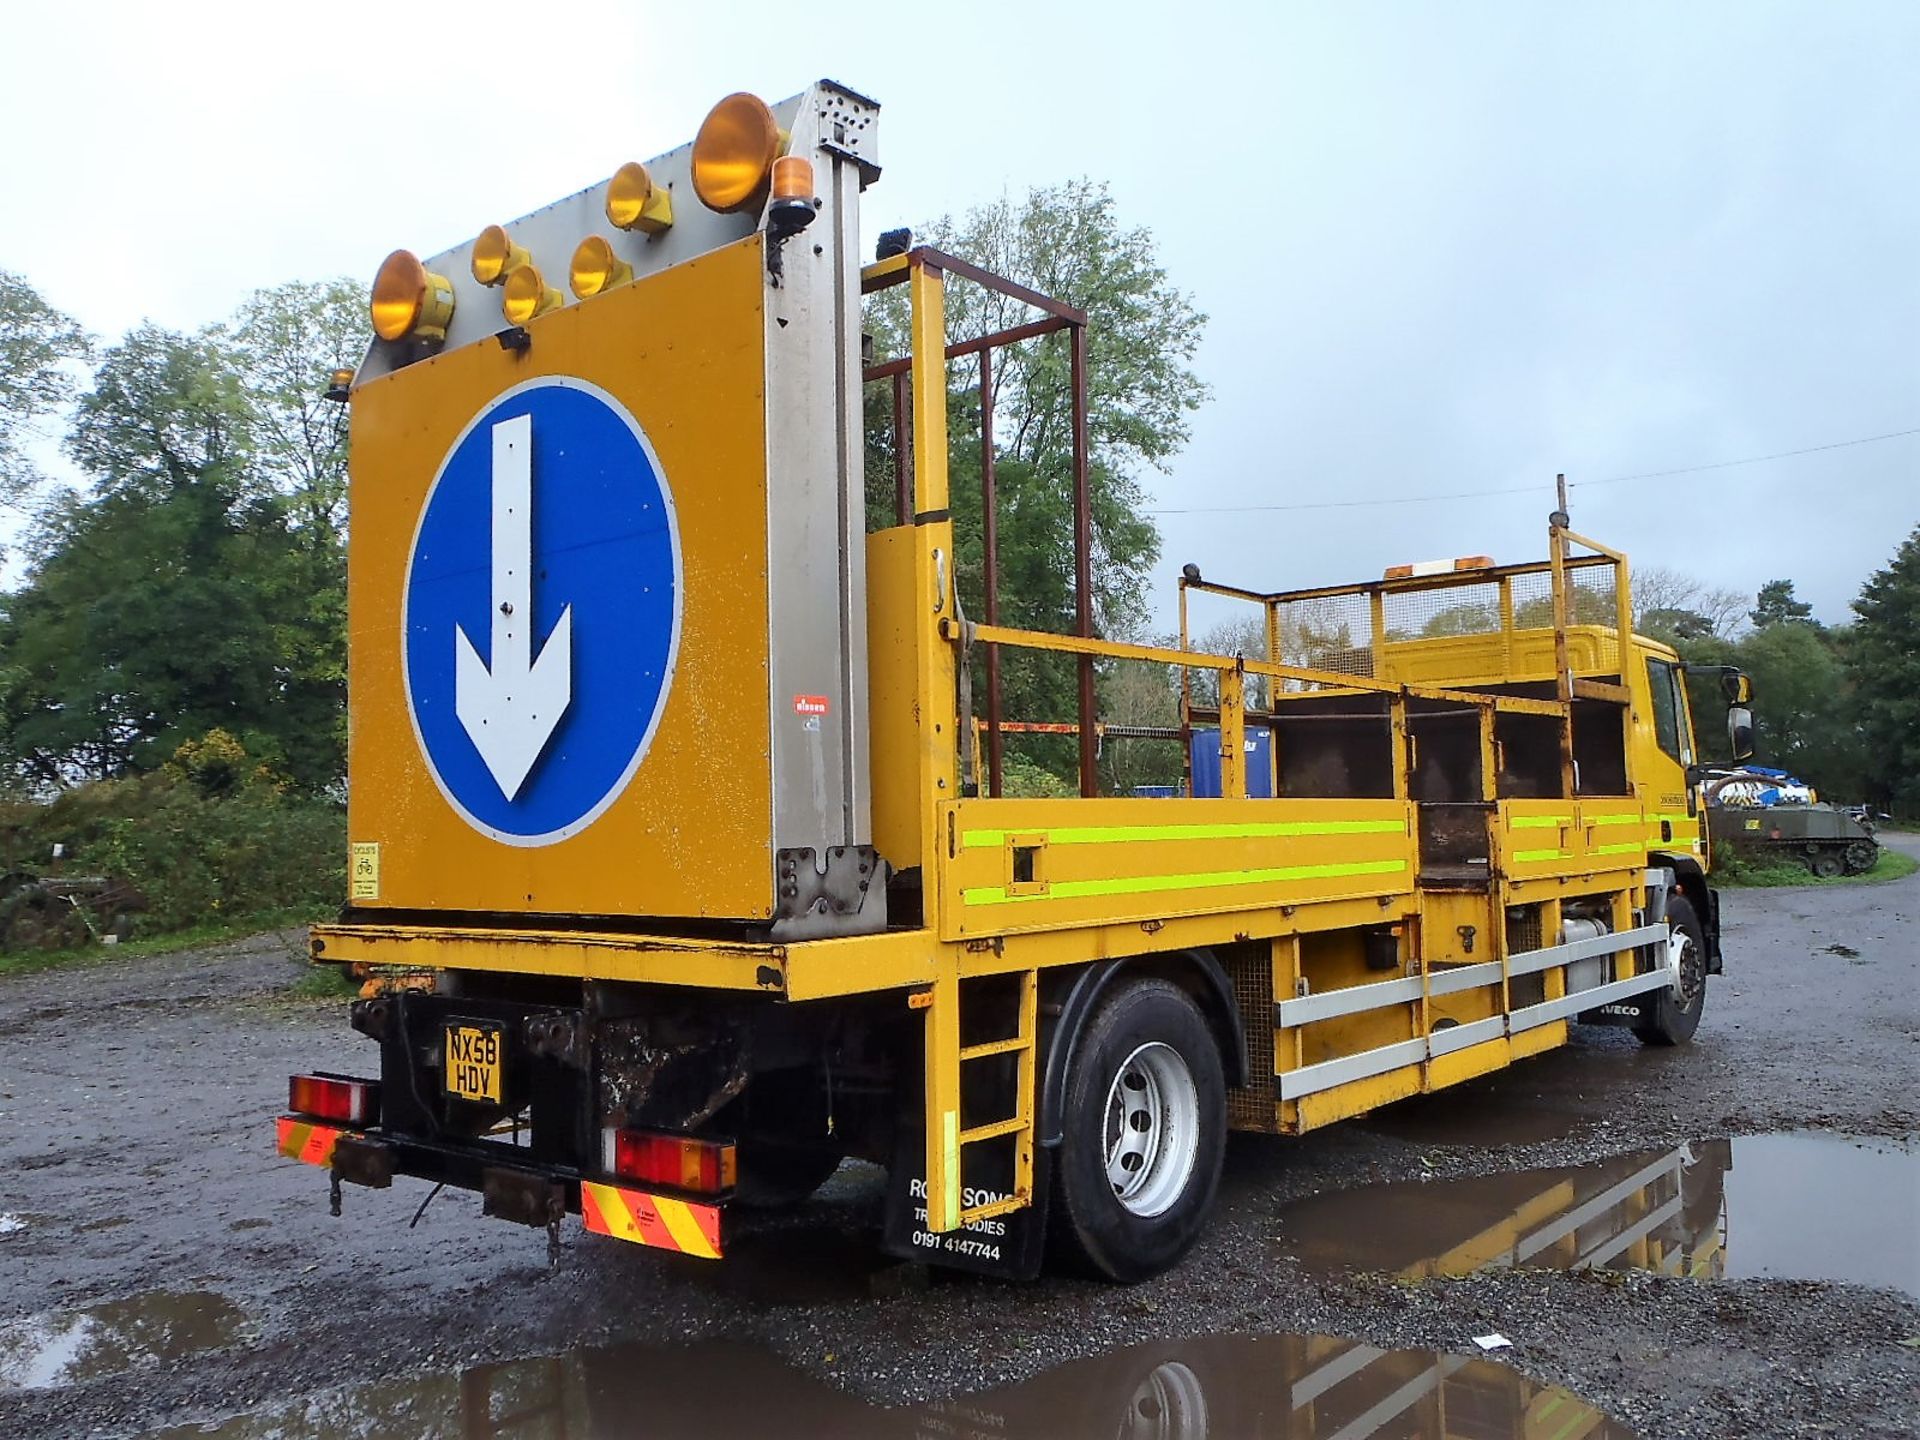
[881, 1121, 1051, 1280]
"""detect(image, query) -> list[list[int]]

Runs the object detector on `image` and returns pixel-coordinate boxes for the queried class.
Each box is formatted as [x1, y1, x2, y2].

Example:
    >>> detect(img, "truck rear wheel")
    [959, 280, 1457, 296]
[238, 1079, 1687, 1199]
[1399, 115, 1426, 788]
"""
[1050, 978, 1226, 1281]
[1635, 895, 1706, 1047]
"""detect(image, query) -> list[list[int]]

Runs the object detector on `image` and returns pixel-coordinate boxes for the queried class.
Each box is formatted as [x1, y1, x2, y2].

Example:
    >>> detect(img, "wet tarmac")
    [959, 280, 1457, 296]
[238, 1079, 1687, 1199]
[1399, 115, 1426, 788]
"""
[148, 1332, 1635, 1439]
[1272, 1131, 1919, 1297]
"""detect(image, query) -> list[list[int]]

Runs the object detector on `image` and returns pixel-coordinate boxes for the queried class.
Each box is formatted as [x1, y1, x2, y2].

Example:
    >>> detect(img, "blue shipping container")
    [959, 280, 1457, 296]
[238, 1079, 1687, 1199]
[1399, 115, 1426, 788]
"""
[1189, 727, 1273, 798]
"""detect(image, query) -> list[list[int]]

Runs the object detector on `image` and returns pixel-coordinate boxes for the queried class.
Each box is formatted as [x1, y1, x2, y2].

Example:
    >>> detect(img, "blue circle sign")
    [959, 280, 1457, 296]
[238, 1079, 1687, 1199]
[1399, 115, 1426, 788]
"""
[403, 377, 681, 845]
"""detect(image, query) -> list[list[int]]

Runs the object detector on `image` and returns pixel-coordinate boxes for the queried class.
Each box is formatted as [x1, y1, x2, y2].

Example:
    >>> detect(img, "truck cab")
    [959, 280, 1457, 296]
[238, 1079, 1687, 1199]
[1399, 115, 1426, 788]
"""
[1357, 602, 1747, 971]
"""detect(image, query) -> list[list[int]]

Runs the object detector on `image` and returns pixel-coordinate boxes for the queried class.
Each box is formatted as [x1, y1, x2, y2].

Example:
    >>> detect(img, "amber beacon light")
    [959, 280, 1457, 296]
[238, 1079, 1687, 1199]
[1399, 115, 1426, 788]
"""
[605, 161, 675, 234]
[691, 92, 781, 213]
[502, 263, 564, 325]
[767, 155, 816, 236]
[471, 224, 531, 286]
[370, 250, 455, 343]
[570, 236, 634, 299]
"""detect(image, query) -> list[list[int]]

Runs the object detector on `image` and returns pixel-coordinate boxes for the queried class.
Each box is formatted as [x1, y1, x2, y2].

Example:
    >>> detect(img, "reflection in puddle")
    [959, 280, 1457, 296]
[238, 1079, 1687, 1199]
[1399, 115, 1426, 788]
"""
[1274, 1132, 1919, 1297]
[0, 1290, 245, 1390]
[153, 1332, 1634, 1438]
[1358, 1097, 1580, 1148]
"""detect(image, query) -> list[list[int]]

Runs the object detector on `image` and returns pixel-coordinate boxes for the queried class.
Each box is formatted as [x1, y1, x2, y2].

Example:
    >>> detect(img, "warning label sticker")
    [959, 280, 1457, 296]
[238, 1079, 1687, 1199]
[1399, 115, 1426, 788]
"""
[350, 842, 380, 900]
[792, 695, 830, 716]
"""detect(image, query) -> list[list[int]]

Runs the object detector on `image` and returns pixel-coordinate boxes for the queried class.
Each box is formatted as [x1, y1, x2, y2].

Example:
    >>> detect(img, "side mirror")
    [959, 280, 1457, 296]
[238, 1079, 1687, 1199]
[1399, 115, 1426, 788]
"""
[1727, 705, 1755, 761]
[1720, 670, 1753, 705]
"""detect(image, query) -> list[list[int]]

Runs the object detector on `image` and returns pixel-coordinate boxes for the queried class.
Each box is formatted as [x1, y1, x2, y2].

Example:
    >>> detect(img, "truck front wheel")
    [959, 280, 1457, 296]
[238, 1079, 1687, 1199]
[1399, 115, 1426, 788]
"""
[1050, 978, 1226, 1281]
[1635, 895, 1707, 1047]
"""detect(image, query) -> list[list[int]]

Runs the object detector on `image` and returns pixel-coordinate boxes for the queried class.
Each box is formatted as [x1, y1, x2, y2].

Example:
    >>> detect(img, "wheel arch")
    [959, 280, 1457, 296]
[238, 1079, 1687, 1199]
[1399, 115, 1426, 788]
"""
[1036, 949, 1248, 1147]
[1653, 851, 1721, 974]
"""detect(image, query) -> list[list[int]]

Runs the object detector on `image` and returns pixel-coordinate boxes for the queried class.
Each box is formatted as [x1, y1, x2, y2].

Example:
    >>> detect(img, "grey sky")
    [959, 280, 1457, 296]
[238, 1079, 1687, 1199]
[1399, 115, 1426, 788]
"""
[3, 1, 1914, 624]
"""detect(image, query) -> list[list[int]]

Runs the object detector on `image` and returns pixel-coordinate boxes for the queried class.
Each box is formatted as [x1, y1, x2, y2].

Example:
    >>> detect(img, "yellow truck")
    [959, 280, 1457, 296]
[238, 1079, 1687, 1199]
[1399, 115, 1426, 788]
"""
[278, 81, 1753, 1281]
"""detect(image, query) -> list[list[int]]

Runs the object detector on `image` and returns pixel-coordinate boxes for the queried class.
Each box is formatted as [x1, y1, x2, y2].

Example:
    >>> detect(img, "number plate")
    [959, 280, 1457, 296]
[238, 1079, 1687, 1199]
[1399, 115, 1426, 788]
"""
[444, 1021, 504, 1103]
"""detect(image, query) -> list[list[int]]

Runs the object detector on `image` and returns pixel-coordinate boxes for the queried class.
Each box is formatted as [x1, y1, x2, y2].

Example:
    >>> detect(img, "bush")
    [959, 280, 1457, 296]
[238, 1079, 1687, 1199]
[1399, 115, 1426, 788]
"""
[4, 731, 344, 936]
[79, 785, 343, 931]
[1710, 841, 1810, 887]
[999, 757, 1078, 798]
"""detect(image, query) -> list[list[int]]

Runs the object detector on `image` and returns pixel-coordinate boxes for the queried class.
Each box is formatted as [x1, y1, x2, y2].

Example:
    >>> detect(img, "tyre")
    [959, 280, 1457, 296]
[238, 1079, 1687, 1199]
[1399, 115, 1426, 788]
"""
[732, 1141, 844, 1208]
[1050, 978, 1227, 1281]
[1810, 851, 1844, 879]
[1634, 895, 1707, 1047]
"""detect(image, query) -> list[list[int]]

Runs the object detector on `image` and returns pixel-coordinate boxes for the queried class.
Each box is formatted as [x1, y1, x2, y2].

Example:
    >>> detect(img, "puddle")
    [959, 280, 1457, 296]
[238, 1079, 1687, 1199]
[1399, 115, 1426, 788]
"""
[0, 1290, 246, 1390]
[1357, 1095, 1580, 1148]
[152, 1331, 1635, 1438]
[1273, 1131, 1919, 1297]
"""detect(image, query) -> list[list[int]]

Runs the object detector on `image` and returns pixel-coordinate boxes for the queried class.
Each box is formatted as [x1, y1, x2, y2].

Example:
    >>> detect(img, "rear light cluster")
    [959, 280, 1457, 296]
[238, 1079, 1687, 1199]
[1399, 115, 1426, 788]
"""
[288, 1073, 381, 1126]
[602, 1128, 736, 1195]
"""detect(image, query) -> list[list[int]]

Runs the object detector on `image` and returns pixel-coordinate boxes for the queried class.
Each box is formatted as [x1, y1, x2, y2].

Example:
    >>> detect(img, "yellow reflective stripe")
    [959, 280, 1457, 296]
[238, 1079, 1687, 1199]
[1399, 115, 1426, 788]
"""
[1508, 815, 1573, 830]
[941, 1110, 960, 1230]
[1587, 812, 1643, 826]
[1512, 848, 1572, 863]
[962, 858, 1406, 905]
[654, 1196, 719, 1260]
[1591, 841, 1644, 856]
[962, 818, 1405, 849]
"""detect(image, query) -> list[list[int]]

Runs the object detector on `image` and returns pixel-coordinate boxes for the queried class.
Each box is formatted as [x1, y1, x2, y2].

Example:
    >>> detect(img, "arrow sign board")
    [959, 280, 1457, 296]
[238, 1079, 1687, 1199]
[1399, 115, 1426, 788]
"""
[404, 378, 681, 845]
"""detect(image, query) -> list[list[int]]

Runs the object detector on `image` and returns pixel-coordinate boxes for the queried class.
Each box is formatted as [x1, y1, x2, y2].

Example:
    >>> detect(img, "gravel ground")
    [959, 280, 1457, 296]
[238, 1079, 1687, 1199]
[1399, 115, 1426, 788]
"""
[1, 838, 1915, 1438]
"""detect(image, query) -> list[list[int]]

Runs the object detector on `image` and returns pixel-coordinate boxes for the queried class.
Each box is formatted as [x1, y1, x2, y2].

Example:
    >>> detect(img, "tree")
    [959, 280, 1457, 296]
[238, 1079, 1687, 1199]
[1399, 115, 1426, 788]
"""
[1632, 566, 1745, 642]
[1847, 527, 1920, 815]
[1096, 649, 1183, 795]
[863, 183, 1208, 785]
[1, 322, 345, 791]
[1750, 578, 1816, 629]
[1725, 622, 1862, 788]
[64, 323, 248, 505]
[224, 278, 364, 549]
[0, 270, 89, 515]
[222, 280, 360, 770]
[827, 189, 1206, 789]
[1675, 572, 1865, 793]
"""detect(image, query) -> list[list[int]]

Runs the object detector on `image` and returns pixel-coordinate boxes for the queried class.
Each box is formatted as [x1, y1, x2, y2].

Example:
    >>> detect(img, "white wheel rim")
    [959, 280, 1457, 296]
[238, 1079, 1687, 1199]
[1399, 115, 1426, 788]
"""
[1103, 1041, 1200, 1218]
[1121, 1361, 1209, 1440]
[1666, 923, 1701, 1004]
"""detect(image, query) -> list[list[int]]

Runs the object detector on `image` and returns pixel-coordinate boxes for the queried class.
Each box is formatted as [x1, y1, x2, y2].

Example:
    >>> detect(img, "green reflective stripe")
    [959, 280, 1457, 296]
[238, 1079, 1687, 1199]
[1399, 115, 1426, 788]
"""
[1508, 815, 1573, 830]
[961, 818, 1405, 849]
[961, 858, 1407, 906]
[1512, 847, 1572, 863]
[1591, 841, 1644, 856]
[1658, 813, 1696, 827]
[1587, 812, 1643, 826]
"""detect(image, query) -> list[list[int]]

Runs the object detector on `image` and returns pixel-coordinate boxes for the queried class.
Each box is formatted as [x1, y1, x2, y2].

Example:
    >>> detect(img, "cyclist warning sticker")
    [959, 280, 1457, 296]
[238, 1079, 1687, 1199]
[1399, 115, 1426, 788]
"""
[350, 843, 381, 900]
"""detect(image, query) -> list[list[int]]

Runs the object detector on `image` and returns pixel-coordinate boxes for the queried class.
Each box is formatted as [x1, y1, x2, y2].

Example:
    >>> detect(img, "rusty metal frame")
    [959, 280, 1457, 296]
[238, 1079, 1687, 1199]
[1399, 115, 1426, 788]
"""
[862, 247, 1096, 798]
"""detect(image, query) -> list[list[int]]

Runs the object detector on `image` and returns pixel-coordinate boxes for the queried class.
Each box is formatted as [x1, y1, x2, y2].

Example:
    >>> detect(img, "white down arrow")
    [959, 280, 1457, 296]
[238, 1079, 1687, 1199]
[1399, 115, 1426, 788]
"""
[455, 413, 572, 800]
